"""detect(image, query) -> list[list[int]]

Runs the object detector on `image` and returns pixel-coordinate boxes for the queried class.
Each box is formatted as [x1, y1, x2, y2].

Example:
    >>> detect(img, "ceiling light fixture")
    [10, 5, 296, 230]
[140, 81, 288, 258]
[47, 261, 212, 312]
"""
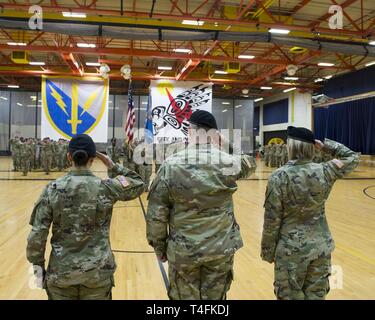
[214, 70, 228, 74]
[182, 20, 204, 26]
[283, 87, 297, 93]
[314, 78, 324, 83]
[29, 62, 45, 66]
[7, 42, 27, 46]
[158, 66, 173, 70]
[8, 85, 19, 88]
[318, 62, 335, 67]
[261, 86, 272, 90]
[269, 28, 290, 34]
[173, 48, 192, 53]
[254, 98, 263, 102]
[77, 43, 96, 48]
[365, 61, 375, 67]
[238, 55, 255, 59]
[284, 76, 299, 81]
[85, 62, 101, 67]
[62, 12, 87, 18]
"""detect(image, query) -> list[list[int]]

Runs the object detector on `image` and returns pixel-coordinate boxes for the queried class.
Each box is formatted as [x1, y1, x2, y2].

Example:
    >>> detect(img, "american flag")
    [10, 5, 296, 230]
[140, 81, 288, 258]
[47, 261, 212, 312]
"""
[125, 80, 135, 142]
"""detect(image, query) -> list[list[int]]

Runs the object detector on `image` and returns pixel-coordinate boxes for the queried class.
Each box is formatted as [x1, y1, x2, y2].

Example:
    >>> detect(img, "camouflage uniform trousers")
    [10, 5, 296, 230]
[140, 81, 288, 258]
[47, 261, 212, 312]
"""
[42, 155, 52, 174]
[276, 156, 283, 168]
[20, 155, 30, 176]
[45, 277, 114, 300]
[270, 155, 277, 167]
[57, 153, 65, 171]
[12, 151, 20, 171]
[168, 255, 234, 300]
[137, 164, 152, 191]
[274, 253, 331, 300]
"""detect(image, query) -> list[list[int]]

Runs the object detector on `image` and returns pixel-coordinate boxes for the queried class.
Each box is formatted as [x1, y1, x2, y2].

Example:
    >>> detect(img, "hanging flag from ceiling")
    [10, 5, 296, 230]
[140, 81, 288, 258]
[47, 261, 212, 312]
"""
[41, 75, 109, 142]
[150, 80, 212, 144]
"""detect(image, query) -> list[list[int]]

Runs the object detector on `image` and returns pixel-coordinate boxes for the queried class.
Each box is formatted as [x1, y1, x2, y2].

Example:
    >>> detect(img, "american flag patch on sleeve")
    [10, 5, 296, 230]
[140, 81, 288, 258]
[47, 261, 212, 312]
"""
[117, 176, 130, 187]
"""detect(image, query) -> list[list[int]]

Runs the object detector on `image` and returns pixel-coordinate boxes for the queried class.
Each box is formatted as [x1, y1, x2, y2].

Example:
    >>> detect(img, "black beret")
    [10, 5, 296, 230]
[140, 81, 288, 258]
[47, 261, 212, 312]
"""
[287, 126, 315, 144]
[68, 134, 96, 157]
[189, 110, 218, 129]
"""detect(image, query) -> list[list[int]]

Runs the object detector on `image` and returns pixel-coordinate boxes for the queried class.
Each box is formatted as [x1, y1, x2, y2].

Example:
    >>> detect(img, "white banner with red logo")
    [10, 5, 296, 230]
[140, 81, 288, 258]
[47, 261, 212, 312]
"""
[150, 80, 212, 144]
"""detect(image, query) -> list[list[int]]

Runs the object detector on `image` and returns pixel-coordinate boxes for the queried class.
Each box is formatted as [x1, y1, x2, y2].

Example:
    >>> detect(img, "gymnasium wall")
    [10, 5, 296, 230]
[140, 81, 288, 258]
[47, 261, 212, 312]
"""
[254, 91, 312, 145]
[314, 66, 375, 155]
[322, 65, 375, 99]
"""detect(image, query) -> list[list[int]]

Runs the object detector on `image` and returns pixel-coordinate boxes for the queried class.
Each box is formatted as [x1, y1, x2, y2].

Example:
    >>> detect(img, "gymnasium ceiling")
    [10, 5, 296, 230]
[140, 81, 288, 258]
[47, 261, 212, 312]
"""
[0, 0, 374, 97]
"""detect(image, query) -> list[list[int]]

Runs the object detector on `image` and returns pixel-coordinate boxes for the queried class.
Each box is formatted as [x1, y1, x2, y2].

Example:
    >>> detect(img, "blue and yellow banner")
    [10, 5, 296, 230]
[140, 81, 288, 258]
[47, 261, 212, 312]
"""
[41, 76, 109, 142]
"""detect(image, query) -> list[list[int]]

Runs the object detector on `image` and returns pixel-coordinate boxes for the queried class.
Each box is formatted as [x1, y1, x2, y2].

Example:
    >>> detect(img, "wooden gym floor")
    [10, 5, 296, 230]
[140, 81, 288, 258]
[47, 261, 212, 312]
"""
[0, 156, 374, 300]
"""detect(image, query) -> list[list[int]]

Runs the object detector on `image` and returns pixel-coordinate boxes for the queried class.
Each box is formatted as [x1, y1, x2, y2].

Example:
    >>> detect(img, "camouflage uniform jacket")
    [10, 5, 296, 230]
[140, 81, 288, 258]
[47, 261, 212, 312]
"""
[261, 139, 359, 263]
[9, 138, 18, 153]
[41, 142, 54, 157]
[27, 164, 144, 285]
[146, 143, 257, 263]
[106, 145, 121, 163]
[123, 143, 133, 161]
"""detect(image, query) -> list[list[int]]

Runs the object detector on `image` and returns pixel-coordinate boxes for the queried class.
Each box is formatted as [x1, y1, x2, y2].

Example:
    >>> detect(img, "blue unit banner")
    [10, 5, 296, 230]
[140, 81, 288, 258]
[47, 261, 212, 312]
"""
[41, 76, 109, 142]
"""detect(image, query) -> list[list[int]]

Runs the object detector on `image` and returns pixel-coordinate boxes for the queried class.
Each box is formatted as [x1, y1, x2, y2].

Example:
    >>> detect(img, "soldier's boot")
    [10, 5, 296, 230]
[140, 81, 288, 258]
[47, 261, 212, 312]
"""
[168, 255, 234, 300]
[22, 161, 28, 176]
[12, 158, 17, 171]
[302, 254, 331, 300]
[46, 277, 114, 300]
[44, 161, 50, 175]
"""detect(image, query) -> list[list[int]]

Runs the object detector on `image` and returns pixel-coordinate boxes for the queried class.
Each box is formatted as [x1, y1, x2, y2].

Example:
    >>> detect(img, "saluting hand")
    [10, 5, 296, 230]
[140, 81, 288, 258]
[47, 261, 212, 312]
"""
[314, 139, 324, 150]
[96, 151, 114, 169]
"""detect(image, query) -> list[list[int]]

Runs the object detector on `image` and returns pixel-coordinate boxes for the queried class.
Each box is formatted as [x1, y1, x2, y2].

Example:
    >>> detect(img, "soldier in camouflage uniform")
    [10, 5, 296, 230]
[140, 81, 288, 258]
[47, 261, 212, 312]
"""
[29, 139, 37, 170]
[134, 138, 153, 192]
[55, 140, 66, 171]
[106, 137, 121, 164]
[41, 138, 54, 174]
[269, 143, 276, 167]
[19, 138, 33, 176]
[264, 144, 270, 167]
[147, 110, 257, 300]
[123, 139, 137, 172]
[274, 144, 283, 168]
[281, 144, 288, 166]
[26, 134, 144, 300]
[261, 126, 359, 300]
[9, 136, 20, 171]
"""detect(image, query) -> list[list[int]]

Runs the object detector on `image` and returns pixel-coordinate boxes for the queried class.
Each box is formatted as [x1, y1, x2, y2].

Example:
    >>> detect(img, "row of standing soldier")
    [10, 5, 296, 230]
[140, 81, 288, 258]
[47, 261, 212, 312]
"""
[9, 137, 69, 176]
[262, 142, 333, 168]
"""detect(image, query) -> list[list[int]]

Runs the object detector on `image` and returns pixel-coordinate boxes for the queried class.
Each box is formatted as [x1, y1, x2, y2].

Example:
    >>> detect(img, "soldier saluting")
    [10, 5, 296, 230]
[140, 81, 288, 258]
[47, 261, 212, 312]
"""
[261, 126, 359, 300]
[27, 134, 144, 300]
[146, 110, 257, 300]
